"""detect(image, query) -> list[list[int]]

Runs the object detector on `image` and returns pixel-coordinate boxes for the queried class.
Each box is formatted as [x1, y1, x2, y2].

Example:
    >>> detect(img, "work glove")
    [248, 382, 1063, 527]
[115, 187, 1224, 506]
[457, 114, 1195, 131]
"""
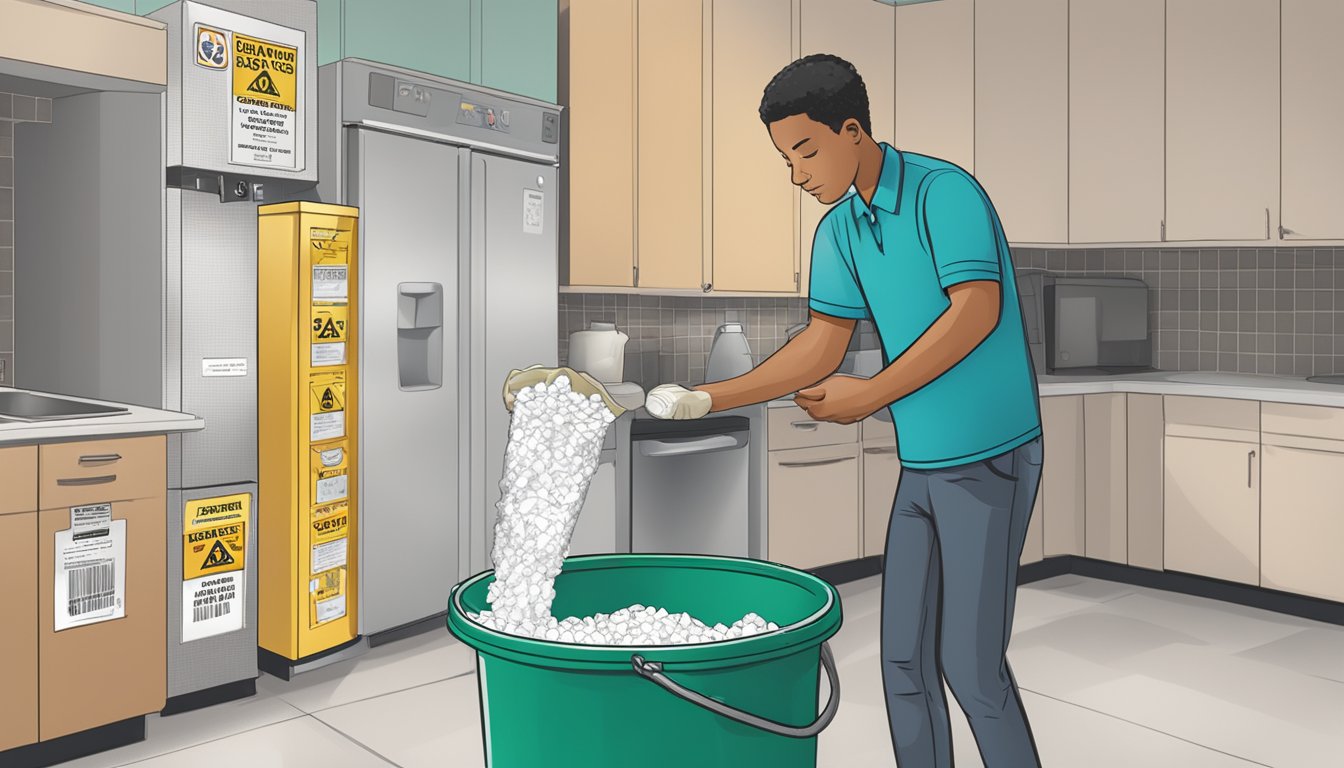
[645, 384, 712, 420]
[502, 364, 626, 416]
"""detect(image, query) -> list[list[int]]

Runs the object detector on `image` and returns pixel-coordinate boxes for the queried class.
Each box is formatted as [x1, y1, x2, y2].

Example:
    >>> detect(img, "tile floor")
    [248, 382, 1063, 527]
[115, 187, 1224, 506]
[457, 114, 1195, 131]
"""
[60, 574, 1343, 768]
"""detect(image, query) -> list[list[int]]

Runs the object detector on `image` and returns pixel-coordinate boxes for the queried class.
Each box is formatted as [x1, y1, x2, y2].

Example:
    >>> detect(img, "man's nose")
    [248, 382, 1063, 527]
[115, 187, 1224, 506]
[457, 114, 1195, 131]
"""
[791, 166, 809, 187]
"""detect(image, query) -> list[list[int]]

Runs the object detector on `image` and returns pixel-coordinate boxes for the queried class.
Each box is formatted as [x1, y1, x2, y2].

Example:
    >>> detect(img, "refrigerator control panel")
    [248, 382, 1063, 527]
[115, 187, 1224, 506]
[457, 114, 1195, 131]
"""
[457, 99, 511, 134]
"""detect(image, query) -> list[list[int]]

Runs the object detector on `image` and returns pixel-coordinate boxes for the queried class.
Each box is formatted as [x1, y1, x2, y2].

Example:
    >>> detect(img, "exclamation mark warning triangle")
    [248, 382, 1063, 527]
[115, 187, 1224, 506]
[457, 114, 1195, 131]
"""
[202, 540, 235, 569]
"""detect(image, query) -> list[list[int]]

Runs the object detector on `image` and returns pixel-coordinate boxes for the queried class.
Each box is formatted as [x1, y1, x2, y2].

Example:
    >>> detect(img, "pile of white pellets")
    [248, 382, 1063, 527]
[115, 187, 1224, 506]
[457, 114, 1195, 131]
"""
[468, 375, 781, 645]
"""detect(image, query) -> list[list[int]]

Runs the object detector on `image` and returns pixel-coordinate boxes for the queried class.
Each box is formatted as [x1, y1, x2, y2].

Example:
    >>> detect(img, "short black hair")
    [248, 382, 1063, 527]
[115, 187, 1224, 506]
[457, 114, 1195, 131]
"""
[759, 53, 871, 136]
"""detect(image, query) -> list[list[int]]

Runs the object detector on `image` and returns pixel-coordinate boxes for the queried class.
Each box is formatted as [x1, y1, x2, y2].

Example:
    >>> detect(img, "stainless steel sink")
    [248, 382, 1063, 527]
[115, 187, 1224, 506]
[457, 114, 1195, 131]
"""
[1306, 375, 1344, 385]
[0, 391, 129, 422]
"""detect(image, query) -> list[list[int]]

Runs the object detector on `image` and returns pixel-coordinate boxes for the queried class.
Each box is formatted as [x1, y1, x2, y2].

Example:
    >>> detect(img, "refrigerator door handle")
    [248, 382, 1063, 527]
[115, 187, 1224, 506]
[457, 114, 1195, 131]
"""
[637, 433, 747, 458]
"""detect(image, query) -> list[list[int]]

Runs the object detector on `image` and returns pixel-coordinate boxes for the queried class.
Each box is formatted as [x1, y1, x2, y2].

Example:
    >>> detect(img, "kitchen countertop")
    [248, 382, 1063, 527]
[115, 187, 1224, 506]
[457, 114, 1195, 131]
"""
[0, 386, 205, 445]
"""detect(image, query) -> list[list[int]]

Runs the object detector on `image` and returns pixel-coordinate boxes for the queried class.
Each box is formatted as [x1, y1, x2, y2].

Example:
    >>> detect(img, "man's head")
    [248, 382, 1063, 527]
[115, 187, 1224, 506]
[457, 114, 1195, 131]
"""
[759, 54, 873, 206]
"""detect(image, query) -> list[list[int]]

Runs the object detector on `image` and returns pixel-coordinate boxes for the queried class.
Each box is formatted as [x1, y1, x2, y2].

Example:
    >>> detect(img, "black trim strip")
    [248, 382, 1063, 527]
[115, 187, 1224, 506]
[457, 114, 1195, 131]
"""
[258, 636, 364, 681]
[368, 611, 449, 648]
[161, 678, 257, 717]
[0, 716, 143, 768]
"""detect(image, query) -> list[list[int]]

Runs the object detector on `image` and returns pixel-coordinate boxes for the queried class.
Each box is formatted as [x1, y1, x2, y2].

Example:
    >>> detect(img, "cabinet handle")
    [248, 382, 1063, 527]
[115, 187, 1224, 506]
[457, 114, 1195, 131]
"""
[633, 265, 639, 287]
[702, 282, 713, 293]
[1278, 224, 1296, 239]
[779, 456, 855, 469]
[1160, 219, 1166, 242]
[1265, 209, 1271, 240]
[57, 474, 117, 487]
[863, 446, 899, 456]
[790, 420, 819, 431]
[78, 453, 122, 466]
[1247, 449, 1256, 487]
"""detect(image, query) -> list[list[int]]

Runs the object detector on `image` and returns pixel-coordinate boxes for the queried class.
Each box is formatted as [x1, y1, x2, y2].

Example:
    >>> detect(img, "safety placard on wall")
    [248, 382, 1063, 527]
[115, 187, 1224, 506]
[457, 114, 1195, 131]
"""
[54, 503, 126, 632]
[309, 501, 350, 628]
[230, 32, 299, 170]
[310, 377, 346, 442]
[311, 306, 348, 366]
[311, 264, 348, 303]
[182, 493, 250, 642]
[310, 440, 350, 504]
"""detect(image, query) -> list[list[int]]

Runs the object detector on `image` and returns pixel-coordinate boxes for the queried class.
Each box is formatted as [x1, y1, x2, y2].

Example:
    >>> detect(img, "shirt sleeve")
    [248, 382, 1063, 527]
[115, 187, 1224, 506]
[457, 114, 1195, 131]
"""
[807, 215, 869, 319]
[921, 171, 1003, 289]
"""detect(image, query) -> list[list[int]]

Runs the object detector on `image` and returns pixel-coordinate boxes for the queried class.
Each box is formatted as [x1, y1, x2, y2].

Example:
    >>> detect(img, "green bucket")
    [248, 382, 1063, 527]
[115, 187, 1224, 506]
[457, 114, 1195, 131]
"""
[447, 554, 843, 768]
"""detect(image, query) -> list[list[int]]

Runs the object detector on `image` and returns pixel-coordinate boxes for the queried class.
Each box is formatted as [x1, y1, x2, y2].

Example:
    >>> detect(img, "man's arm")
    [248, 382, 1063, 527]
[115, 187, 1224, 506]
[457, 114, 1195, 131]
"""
[695, 311, 856, 412]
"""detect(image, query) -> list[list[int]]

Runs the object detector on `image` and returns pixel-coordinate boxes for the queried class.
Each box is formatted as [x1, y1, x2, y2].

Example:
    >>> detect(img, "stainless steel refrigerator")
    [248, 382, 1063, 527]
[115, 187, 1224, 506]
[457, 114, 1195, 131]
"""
[318, 59, 560, 643]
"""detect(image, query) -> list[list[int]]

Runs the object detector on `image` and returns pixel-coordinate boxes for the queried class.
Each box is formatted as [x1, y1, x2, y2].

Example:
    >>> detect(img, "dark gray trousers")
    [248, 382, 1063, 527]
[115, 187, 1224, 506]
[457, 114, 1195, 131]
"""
[881, 437, 1043, 768]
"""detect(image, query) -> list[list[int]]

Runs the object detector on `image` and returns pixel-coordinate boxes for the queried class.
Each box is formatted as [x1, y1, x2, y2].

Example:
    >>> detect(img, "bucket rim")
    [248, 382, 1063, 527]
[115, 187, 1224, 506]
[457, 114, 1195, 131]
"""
[446, 553, 842, 666]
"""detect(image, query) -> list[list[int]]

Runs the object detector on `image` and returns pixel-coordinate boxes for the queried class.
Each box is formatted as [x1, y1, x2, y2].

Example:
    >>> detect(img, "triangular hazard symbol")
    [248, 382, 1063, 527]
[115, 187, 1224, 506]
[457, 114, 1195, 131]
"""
[321, 388, 335, 410]
[318, 317, 340, 339]
[202, 539, 236, 569]
[246, 70, 281, 98]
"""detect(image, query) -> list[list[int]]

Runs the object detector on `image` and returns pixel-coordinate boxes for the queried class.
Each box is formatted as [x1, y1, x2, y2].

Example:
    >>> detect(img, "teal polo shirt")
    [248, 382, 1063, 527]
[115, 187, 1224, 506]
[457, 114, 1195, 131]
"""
[808, 143, 1041, 469]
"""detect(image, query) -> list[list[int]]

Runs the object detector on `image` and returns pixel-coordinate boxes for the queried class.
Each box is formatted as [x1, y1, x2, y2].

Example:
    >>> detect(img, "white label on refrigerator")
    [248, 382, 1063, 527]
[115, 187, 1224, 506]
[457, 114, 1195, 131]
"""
[315, 473, 347, 504]
[311, 342, 347, 367]
[315, 593, 346, 624]
[312, 266, 348, 302]
[523, 189, 544, 234]
[202, 358, 248, 377]
[54, 519, 126, 632]
[181, 571, 244, 642]
[311, 537, 348, 574]
[310, 410, 345, 442]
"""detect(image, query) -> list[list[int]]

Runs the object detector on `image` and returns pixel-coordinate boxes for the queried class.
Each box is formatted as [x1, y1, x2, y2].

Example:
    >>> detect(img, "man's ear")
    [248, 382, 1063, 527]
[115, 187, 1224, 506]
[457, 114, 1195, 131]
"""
[842, 119, 864, 143]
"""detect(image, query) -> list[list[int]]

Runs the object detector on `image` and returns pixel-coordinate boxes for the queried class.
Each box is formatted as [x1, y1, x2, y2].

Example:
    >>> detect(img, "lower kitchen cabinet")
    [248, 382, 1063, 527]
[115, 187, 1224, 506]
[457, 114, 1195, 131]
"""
[1084, 393, 1127, 564]
[1260, 440, 1344, 603]
[861, 441, 900, 558]
[1040, 395, 1085, 557]
[768, 444, 861, 570]
[1021, 479, 1045, 566]
[1126, 393, 1164, 570]
[0, 510, 38, 752]
[1163, 434, 1260, 586]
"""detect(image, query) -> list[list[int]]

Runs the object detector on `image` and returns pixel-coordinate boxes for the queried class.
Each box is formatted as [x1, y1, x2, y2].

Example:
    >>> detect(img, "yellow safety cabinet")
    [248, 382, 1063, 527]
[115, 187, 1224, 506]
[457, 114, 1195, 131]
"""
[257, 202, 361, 674]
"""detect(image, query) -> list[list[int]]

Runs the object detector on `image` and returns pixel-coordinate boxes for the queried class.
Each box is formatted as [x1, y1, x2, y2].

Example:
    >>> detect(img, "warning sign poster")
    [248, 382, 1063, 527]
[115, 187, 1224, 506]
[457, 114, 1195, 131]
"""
[309, 502, 350, 628]
[231, 32, 298, 170]
[182, 494, 250, 643]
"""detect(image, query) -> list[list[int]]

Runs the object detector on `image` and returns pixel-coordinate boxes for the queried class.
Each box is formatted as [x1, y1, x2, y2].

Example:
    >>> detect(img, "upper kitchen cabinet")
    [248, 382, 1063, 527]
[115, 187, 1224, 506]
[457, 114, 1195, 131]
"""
[894, 0, 974, 175]
[710, 0, 797, 294]
[975, 0, 1069, 244]
[1280, 0, 1344, 240]
[561, 0, 635, 287]
[322, 0, 473, 81]
[480, 0, 559, 103]
[635, 0, 704, 291]
[1166, 0, 1279, 242]
[798, 0, 894, 297]
[1069, 0, 1165, 244]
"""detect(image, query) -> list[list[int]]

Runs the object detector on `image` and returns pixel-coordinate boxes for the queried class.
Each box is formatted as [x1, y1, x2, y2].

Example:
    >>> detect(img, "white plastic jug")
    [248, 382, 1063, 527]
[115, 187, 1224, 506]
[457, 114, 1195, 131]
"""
[705, 323, 753, 382]
[568, 321, 629, 384]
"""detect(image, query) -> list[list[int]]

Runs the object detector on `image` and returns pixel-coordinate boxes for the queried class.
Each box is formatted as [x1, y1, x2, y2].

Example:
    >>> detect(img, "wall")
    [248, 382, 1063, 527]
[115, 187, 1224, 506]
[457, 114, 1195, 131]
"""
[0, 92, 52, 385]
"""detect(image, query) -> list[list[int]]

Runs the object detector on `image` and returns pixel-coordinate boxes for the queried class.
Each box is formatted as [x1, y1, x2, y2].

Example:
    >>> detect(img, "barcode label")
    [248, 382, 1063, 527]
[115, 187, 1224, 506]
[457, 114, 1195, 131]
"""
[193, 601, 232, 623]
[67, 561, 116, 617]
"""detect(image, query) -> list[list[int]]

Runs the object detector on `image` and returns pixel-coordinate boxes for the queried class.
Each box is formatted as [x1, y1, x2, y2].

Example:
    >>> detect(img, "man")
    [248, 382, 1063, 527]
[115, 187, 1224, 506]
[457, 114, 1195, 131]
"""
[645, 54, 1044, 768]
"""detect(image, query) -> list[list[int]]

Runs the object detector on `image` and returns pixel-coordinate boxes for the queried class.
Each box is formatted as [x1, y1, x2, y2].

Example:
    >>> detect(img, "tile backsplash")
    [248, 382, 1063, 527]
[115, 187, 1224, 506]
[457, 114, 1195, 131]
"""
[0, 92, 55, 385]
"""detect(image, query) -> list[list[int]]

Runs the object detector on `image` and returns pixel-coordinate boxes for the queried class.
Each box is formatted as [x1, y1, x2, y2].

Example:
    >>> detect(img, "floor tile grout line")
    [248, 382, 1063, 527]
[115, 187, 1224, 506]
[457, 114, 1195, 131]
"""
[111, 708, 312, 768]
[311, 713, 405, 767]
[1019, 687, 1276, 767]
[303, 671, 478, 716]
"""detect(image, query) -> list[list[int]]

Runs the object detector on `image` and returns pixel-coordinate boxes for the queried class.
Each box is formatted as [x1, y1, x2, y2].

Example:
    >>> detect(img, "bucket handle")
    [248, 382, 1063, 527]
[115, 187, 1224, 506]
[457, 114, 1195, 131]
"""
[629, 642, 840, 739]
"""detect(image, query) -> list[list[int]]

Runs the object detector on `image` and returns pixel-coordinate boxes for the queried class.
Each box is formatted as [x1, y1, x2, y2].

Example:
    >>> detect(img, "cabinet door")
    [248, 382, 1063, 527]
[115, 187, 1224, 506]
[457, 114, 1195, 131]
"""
[635, 0, 704, 290]
[1260, 444, 1344, 603]
[862, 442, 900, 558]
[1069, 0, 1165, 244]
[711, 0, 796, 293]
[895, 0, 974, 175]
[1166, 0, 1279, 241]
[1280, 0, 1344, 240]
[769, 444, 861, 569]
[562, 0, 635, 287]
[799, 0, 895, 297]
[1126, 393, 1164, 570]
[481, 0, 559, 102]
[1041, 396, 1085, 557]
[1163, 436, 1260, 585]
[341, 0, 472, 82]
[1021, 473, 1045, 566]
[39, 496, 166, 740]
[1084, 393, 1127, 563]
[975, 0, 1068, 244]
[0, 511, 37, 752]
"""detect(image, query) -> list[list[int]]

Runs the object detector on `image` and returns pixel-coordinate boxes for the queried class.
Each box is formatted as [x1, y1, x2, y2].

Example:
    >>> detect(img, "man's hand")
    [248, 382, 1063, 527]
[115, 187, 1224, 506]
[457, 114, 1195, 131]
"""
[794, 375, 882, 425]
[646, 384, 713, 420]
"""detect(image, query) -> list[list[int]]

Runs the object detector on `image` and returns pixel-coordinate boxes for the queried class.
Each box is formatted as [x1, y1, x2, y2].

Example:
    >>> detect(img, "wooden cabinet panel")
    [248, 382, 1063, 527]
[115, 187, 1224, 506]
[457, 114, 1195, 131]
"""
[769, 444, 861, 569]
[862, 442, 900, 559]
[39, 496, 166, 740]
[1164, 395, 1260, 432]
[0, 511, 37, 751]
[1163, 435, 1260, 585]
[799, 0, 895, 296]
[767, 405, 859, 451]
[0, 445, 37, 515]
[562, 0, 635, 287]
[1041, 396, 1085, 557]
[1021, 473, 1045, 566]
[1084, 393, 1127, 564]
[894, 0, 974, 174]
[635, 0, 704, 290]
[1069, 0, 1165, 243]
[1261, 401, 1344, 441]
[975, 0, 1068, 244]
[1281, 0, 1344, 240]
[1260, 441, 1344, 602]
[1127, 393, 1164, 570]
[711, 0, 796, 293]
[861, 413, 895, 444]
[38, 435, 165, 509]
[1166, 0, 1279, 241]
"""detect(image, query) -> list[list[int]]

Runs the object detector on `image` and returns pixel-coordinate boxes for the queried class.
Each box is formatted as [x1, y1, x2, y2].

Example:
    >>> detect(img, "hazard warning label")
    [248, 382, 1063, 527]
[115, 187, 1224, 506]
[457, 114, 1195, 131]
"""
[310, 377, 346, 442]
[230, 32, 299, 170]
[182, 493, 250, 642]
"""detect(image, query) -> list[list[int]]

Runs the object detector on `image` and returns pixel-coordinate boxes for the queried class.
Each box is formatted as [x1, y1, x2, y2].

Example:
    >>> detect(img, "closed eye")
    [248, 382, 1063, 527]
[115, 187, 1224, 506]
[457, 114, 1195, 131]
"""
[802, 151, 818, 159]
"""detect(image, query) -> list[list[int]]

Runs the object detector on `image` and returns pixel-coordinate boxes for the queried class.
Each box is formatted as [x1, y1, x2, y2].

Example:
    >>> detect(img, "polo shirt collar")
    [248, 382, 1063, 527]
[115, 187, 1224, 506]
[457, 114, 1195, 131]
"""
[849, 143, 904, 222]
